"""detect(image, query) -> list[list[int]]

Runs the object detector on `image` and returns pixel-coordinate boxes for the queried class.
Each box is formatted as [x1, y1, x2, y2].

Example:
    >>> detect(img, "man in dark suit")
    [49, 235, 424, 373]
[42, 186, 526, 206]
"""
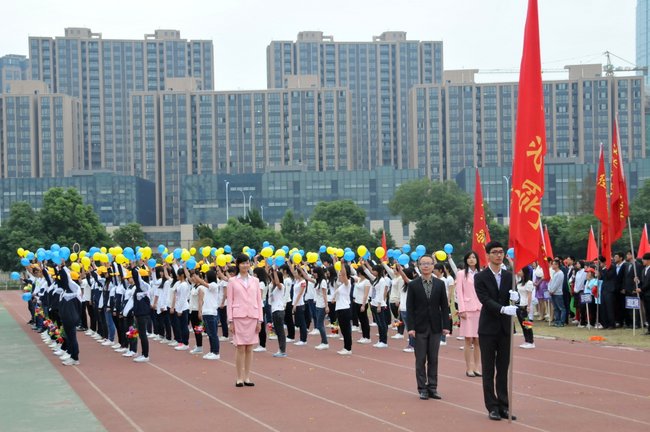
[601, 252, 625, 329]
[474, 240, 517, 421]
[406, 254, 451, 401]
[624, 251, 643, 328]
[639, 253, 650, 334]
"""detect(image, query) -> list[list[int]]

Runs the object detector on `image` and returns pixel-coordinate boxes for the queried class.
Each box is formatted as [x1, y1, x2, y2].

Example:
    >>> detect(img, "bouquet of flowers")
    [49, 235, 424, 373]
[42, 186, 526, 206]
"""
[126, 326, 139, 341]
[391, 320, 403, 329]
[522, 320, 534, 330]
[193, 322, 204, 335]
[34, 306, 45, 318]
[329, 323, 339, 335]
[55, 327, 65, 344]
[43, 318, 52, 328]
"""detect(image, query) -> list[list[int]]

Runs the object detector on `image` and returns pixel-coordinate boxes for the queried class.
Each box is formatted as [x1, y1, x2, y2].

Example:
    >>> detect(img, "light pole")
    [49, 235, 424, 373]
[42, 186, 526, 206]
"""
[248, 195, 253, 216]
[503, 175, 511, 224]
[224, 180, 230, 222]
[239, 189, 246, 218]
[260, 205, 264, 221]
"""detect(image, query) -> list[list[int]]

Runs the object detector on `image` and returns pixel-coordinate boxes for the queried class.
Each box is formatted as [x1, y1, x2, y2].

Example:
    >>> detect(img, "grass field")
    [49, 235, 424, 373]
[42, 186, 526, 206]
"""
[530, 321, 650, 349]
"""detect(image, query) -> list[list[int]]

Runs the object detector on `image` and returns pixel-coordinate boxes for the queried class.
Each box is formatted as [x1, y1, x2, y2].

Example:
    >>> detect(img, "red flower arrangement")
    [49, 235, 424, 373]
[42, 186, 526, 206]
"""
[329, 323, 339, 335]
[522, 320, 534, 330]
[126, 326, 139, 341]
[193, 323, 204, 334]
[34, 306, 44, 318]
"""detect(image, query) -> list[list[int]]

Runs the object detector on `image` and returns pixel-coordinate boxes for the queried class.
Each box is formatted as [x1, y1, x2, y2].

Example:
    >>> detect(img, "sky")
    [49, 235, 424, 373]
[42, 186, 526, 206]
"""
[1, 0, 639, 90]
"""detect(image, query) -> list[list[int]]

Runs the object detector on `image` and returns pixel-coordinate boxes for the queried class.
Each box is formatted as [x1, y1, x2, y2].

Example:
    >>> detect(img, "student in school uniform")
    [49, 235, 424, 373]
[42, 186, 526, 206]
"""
[188, 272, 204, 355]
[280, 265, 296, 342]
[310, 266, 330, 350]
[269, 267, 287, 357]
[195, 269, 222, 360]
[173, 268, 191, 351]
[333, 259, 353, 356]
[58, 266, 81, 366]
[131, 267, 152, 362]
[352, 266, 372, 344]
[291, 265, 308, 346]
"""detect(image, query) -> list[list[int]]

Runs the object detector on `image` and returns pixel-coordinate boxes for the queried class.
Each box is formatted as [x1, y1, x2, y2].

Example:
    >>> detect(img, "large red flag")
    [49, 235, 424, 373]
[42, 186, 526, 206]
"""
[586, 226, 598, 261]
[509, 0, 547, 272]
[637, 224, 650, 259]
[543, 225, 554, 259]
[594, 145, 611, 267]
[472, 168, 491, 267]
[609, 117, 629, 243]
[381, 231, 388, 262]
[538, 224, 551, 280]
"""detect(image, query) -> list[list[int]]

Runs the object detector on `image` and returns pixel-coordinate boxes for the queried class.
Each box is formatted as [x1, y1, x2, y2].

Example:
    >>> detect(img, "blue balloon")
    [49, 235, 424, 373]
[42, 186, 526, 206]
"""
[158, 244, 166, 253]
[507, 248, 515, 259]
[402, 244, 411, 254]
[186, 259, 197, 270]
[124, 247, 134, 256]
[50, 244, 61, 252]
[147, 258, 157, 268]
[88, 247, 99, 256]
[26, 252, 35, 261]
[224, 245, 232, 254]
[364, 251, 371, 260]
[44, 250, 52, 261]
[162, 252, 169, 260]
[11, 272, 20, 280]
[173, 248, 182, 259]
[415, 245, 426, 256]
[269, 245, 276, 252]
[444, 243, 454, 254]
[398, 253, 410, 266]
[107, 253, 114, 263]
[386, 249, 395, 259]
[36, 250, 46, 262]
[249, 248, 256, 257]
[262, 241, 270, 248]
[319, 245, 327, 253]
[275, 256, 286, 267]
[266, 257, 274, 266]
[136, 251, 143, 260]
[20, 258, 30, 267]
[299, 249, 305, 257]
[211, 247, 217, 257]
[59, 247, 70, 261]
[343, 250, 355, 262]
[135, 246, 141, 253]
[410, 251, 420, 262]
[22, 292, 32, 302]
[316, 260, 322, 267]
[281, 245, 289, 254]
[344, 247, 351, 253]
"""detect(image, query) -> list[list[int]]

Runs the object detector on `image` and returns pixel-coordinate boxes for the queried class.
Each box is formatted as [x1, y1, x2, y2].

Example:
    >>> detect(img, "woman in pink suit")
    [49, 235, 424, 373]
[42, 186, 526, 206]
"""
[455, 251, 482, 377]
[227, 254, 263, 387]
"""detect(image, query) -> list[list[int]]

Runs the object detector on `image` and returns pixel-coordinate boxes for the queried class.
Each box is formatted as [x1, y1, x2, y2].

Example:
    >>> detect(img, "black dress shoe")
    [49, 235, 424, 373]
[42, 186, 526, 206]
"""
[428, 390, 442, 400]
[500, 410, 516, 420]
[243, 381, 255, 387]
[488, 410, 501, 421]
[235, 382, 244, 387]
[419, 391, 429, 400]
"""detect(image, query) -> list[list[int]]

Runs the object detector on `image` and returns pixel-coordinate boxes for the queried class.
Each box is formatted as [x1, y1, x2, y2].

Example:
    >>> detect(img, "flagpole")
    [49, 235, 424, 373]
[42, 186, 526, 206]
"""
[627, 217, 644, 334]
[509, 273, 516, 424]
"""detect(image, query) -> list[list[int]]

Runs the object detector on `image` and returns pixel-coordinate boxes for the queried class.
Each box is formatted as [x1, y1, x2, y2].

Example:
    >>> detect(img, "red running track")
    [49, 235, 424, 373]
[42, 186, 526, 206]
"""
[3, 291, 649, 432]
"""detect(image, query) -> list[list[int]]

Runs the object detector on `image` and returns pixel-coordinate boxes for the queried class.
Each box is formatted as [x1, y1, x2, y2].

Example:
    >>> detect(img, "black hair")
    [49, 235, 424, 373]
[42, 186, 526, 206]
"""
[463, 251, 479, 278]
[485, 240, 503, 254]
[519, 266, 532, 284]
[443, 262, 456, 279]
[433, 263, 445, 274]
[371, 264, 385, 286]
[205, 269, 217, 284]
[235, 253, 250, 268]
[253, 267, 269, 284]
[313, 267, 326, 288]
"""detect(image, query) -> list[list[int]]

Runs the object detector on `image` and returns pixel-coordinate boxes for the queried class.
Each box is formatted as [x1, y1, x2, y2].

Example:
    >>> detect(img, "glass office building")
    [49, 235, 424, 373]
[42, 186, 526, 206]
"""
[28, 28, 214, 174]
[268, 31, 443, 171]
[638, 0, 650, 87]
[0, 55, 29, 94]
[0, 171, 155, 226]
[412, 65, 645, 180]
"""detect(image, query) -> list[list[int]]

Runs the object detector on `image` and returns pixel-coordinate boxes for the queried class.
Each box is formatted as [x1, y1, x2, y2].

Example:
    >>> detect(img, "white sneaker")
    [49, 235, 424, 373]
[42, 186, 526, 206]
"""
[253, 346, 267, 352]
[327, 333, 338, 338]
[294, 341, 307, 346]
[111, 343, 121, 349]
[286, 338, 294, 343]
[391, 334, 404, 339]
[456, 336, 464, 341]
[190, 347, 203, 354]
[159, 338, 169, 344]
[53, 349, 65, 356]
[101, 340, 113, 346]
[403, 347, 415, 353]
[268, 335, 278, 340]
[374, 342, 388, 348]
[519, 343, 535, 349]
[440, 341, 447, 346]
[151, 335, 160, 341]
[84, 330, 93, 336]
[351, 325, 360, 332]
[337, 349, 352, 356]
[96, 338, 105, 344]
[369, 322, 377, 327]
[315, 343, 329, 350]
[357, 338, 372, 344]
[115, 347, 127, 353]
[60, 353, 71, 361]
[168, 340, 178, 346]
[50, 343, 60, 350]
[134, 356, 150, 362]
[218, 336, 229, 342]
[175, 344, 189, 351]
[122, 350, 135, 357]
[203, 352, 220, 360]
[309, 329, 320, 335]
[62, 358, 79, 366]
[92, 334, 103, 340]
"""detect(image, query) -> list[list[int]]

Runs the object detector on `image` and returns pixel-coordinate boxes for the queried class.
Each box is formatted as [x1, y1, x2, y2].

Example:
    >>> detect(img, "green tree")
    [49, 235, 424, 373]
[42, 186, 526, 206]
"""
[111, 223, 148, 249]
[214, 219, 287, 253]
[300, 220, 332, 251]
[0, 202, 45, 271]
[332, 225, 377, 250]
[280, 210, 307, 245]
[372, 228, 396, 250]
[39, 188, 110, 248]
[195, 223, 215, 242]
[238, 208, 266, 229]
[311, 199, 366, 228]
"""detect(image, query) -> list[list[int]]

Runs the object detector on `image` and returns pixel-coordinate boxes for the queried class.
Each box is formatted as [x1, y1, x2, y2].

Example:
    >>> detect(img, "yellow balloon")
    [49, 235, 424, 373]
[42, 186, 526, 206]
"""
[100, 247, 107, 254]
[81, 256, 91, 269]
[307, 252, 318, 263]
[17, 248, 25, 257]
[357, 245, 368, 257]
[189, 247, 196, 256]
[165, 254, 174, 264]
[225, 254, 233, 263]
[292, 254, 302, 264]
[70, 253, 78, 262]
[243, 246, 250, 253]
[92, 252, 102, 261]
[435, 250, 447, 262]
[79, 251, 87, 259]
[201, 263, 210, 273]
[216, 248, 224, 255]
[114, 246, 123, 255]
[261, 247, 273, 258]
[375, 247, 386, 259]
[334, 261, 342, 271]
[216, 254, 227, 267]
[336, 249, 344, 258]
[99, 253, 109, 263]
[201, 247, 211, 258]
[275, 249, 286, 257]
[181, 250, 191, 261]
[70, 262, 81, 273]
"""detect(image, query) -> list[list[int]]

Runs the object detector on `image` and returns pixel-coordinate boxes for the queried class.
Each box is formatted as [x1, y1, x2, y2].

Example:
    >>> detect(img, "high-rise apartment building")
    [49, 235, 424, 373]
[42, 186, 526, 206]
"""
[130, 78, 352, 225]
[638, 0, 650, 86]
[0, 54, 29, 93]
[28, 28, 213, 174]
[267, 31, 443, 170]
[0, 81, 82, 179]
[411, 65, 645, 180]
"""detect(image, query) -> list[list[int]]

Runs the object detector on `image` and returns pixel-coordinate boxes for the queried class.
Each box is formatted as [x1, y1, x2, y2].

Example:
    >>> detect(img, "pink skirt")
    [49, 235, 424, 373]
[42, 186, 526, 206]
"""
[232, 317, 259, 346]
[459, 310, 480, 338]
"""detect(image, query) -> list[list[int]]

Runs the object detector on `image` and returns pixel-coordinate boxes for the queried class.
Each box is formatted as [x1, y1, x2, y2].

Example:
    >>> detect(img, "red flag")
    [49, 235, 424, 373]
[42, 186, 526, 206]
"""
[637, 224, 650, 259]
[594, 145, 611, 267]
[586, 226, 598, 261]
[538, 227, 551, 280]
[509, 0, 547, 272]
[472, 168, 491, 267]
[543, 225, 554, 259]
[381, 231, 388, 262]
[609, 117, 629, 242]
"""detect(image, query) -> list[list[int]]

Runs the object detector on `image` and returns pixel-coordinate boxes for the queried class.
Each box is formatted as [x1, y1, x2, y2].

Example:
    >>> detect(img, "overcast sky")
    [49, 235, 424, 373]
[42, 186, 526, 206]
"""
[1, 0, 639, 90]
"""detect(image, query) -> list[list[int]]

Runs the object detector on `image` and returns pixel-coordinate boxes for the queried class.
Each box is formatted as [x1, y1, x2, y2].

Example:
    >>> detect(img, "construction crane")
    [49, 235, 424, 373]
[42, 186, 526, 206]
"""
[603, 51, 647, 77]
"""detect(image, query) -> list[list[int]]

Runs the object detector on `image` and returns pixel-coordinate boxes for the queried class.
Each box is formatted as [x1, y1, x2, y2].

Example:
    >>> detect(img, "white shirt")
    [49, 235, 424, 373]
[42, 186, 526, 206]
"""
[304, 280, 315, 301]
[292, 279, 306, 306]
[574, 269, 587, 293]
[175, 281, 190, 312]
[283, 276, 294, 303]
[201, 282, 220, 315]
[371, 278, 388, 307]
[517, 280, 534, 307]
[334, 281, 351, 310]
[353, 279, 370, 305]
[314, 280, 328, 309]
[270, 283, 286, 312]
[189, 285, 200, 311]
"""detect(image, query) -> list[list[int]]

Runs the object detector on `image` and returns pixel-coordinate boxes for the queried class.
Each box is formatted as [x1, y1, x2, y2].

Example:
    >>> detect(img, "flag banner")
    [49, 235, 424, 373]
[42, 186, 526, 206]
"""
[472, 168, 491, 267]
[609, 118, 629, 243]
[636, 224, 649, 259]
[586, 226, 598, 262]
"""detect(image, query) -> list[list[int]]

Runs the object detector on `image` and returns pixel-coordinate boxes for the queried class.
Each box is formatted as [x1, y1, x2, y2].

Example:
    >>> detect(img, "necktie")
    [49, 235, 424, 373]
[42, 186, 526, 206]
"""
[423, 279, 432, 299]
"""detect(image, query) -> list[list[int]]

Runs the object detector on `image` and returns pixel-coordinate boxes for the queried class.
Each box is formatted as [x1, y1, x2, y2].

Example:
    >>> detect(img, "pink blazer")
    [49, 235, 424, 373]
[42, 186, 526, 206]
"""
[226, 275, 263, 321]
[455, 269, 482, 313]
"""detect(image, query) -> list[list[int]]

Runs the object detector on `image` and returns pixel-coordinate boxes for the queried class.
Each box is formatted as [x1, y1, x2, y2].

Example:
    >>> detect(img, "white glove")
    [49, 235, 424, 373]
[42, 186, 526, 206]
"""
[500, 305, 517, 316]
[509, 290, 520, 302]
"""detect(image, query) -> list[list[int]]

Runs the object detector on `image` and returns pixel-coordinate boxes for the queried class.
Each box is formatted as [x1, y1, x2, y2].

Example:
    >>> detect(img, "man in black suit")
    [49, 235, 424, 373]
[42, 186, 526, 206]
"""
[639, 253, 650, 334]
[406, 254, 451, 401]
[601, 252, 625, 329]
[474, 240, 518, 421]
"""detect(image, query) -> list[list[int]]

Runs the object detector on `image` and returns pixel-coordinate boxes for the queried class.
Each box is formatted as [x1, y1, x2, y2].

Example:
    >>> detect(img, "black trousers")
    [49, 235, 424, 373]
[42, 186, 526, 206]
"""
[284, 301, 295, 339]
[601, 289, 617, 328]
[97, 308, 107, 338]
[190, 310, 203, 347]
[479, 333, 511, 413]
[353, 302, 370, 339]
[272, 310, 287, 353]
[62, 318, 79, 361]
[79, 301, 88, 329]
[217, 306, 229, 337]
[157, 310, 172, 340]
[135, 315, 150, 357]
[337, 308, 352, 351]
[516, 306, 533, 344]
[390, 303, 404, 334]
[414, 328, 441, 392]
